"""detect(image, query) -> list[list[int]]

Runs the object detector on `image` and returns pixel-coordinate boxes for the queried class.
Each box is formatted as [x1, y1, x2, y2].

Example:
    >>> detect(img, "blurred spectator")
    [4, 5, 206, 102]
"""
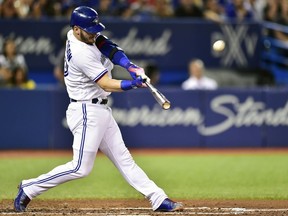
[0, 0, 269, 21]
[244, 0, 267, 21]
[154, 0, 174, 18]
[11, 66, 36, 89]
[181, 59, 218, 90]
[174, 0, 203, 18]
[53, 48, 65, 87]
[13, 0, 34, 19]
[193, 0, 203, 8]
[224, 0, 254, 21]
[0, 38, 27, 86]
[0, 0, 62, 20]
[30, 0, 62, 19]
[62, 2, 77, 19]
[0, 0, 19, 18]
[96, 0, 116, 17]
[274, 0, 288, 41]
[115, 3, 135, 19]
[145, 62, 160, 85]
[263, 0, 288, 41]
[263, 0, 280, 22]
[263, 0, 280, 39]
[130, 0, 156, 20]
[64, 0, 98, 8]
[53, 27, 69, 87]
[0, 67, 12, 86]
[204, 0, 225, 23]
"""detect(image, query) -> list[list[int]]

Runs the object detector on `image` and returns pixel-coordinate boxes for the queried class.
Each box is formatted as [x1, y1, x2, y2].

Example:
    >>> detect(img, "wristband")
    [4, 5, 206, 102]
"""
[121, 78, 142, 91]
[121, 80, 134, 91]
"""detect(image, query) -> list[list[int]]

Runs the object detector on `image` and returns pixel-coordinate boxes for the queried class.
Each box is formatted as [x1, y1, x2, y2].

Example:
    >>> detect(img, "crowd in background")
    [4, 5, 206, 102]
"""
[0, 0, 287, 89]
[0, 0, 285, 23]
[0, 38, 36, 89]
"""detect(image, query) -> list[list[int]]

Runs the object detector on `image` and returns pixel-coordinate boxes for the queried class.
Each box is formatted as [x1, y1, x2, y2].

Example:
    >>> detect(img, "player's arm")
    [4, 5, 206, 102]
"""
[95, 35, 149, 82]
[96, 72, 143, 92]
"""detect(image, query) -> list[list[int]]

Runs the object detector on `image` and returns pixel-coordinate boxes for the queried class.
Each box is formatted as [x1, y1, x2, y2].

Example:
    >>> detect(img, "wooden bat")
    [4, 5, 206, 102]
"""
[145, 81, 171, 110]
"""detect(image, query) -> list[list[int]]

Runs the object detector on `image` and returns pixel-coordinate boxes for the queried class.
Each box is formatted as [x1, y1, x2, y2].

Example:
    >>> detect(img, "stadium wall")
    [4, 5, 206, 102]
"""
[1, 88, 288, 149]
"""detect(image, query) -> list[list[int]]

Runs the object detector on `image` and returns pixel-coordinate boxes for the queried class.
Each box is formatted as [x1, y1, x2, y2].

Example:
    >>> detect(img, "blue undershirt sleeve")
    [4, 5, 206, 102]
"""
[95, 35, 132, 69]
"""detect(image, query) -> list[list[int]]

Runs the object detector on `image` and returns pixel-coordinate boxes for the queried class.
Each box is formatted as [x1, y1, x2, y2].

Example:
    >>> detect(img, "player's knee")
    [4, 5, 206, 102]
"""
[74, 166, 93, 178]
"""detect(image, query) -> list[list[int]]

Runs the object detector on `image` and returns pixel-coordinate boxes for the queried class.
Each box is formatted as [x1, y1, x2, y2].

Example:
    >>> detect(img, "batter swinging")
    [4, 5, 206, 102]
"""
[14, 6, 183, 212]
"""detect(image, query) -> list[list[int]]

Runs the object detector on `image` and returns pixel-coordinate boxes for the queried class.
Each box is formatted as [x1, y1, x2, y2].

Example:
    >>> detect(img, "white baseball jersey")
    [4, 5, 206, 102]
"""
[64, 30, 113, 100]
[20, 29, 168, 211]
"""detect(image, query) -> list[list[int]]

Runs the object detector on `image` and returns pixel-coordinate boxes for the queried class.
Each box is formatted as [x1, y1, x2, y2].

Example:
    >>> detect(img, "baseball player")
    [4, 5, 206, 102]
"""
[14, 6, 183, 213]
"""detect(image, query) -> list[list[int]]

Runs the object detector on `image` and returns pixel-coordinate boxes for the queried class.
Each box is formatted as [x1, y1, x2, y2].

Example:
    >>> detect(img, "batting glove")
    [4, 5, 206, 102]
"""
[126, 63, 150, 83]
[121, 76, 144, 91]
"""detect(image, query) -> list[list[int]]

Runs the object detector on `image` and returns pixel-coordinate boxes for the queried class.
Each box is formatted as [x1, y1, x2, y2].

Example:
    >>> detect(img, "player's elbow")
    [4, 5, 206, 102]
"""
[99, 85, 110, 92]
[96, 75, 120, 92]
[96, 74, 110, 91]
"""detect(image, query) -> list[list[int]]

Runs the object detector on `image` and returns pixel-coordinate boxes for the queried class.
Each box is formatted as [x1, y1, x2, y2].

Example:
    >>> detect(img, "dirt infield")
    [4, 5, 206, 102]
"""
[1, 199, 288, 216]
[1, 148, 288, 158]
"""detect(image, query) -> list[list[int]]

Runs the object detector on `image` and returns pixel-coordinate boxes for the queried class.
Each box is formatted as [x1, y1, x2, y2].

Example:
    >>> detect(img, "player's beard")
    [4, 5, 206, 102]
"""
[80, 31, 95, 45]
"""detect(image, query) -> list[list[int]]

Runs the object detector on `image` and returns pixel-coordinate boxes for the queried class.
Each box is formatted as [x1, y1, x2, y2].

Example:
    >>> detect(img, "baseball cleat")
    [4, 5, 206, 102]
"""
[155, 198, 184, 212]
[14, 183, 31, 212]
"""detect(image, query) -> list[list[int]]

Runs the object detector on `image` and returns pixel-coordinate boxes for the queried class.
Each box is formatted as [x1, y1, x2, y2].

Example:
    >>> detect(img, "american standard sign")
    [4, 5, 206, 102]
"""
[1, 88, 287, 149]
[112, 94, 288, 136]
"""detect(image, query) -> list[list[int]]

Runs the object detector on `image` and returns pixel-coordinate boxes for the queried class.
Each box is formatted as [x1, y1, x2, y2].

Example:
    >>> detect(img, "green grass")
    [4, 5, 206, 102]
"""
[1, 153, 288, 200]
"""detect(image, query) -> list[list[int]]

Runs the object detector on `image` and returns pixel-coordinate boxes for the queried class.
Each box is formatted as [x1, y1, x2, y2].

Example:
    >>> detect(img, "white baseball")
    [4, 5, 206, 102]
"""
[213, 40, 225, 52]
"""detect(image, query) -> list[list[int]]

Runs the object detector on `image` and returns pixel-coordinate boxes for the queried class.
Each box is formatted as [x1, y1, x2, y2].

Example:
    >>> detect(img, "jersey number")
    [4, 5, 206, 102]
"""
[64, 58, 68, 77]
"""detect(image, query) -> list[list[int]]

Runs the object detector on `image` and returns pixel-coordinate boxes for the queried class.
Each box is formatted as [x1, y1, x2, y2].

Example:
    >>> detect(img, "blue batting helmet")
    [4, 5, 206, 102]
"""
[70, 6, 105, 34]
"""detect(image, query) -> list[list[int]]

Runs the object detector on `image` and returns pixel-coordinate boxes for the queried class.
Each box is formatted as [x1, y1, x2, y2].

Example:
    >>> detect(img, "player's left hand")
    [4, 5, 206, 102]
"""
[127, 63, 151, 83]
[131, 76, 145, 88]
[121, 76, 146, 91]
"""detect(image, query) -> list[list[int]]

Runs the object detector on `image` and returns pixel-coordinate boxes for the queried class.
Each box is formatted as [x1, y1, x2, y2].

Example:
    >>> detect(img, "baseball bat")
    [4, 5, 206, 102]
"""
[145, 81, 171, 110]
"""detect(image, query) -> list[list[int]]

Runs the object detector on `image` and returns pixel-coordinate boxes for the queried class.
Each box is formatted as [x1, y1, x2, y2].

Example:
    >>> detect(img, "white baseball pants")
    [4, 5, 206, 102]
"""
[21, 102, 167, 210]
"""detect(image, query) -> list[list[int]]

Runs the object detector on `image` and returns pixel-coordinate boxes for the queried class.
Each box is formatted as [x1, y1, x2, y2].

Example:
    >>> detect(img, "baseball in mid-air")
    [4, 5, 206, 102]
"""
[213, 40, 225, 52]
